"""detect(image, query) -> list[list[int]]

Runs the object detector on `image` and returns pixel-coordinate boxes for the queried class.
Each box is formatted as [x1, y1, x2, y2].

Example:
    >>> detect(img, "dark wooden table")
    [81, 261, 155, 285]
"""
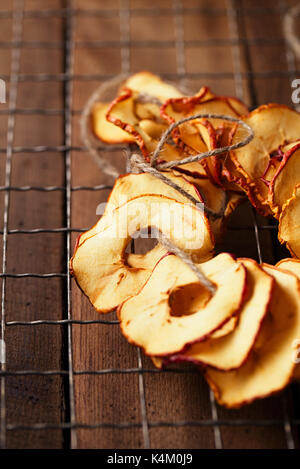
[0, 0, 299, 449]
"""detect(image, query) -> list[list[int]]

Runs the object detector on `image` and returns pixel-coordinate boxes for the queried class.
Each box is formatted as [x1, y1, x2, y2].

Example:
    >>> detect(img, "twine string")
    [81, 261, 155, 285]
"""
[80, 74, 128, 179]
[80, 79, 254, 295]
[151, 113, 254, 168]
[151, 229, 216, 294]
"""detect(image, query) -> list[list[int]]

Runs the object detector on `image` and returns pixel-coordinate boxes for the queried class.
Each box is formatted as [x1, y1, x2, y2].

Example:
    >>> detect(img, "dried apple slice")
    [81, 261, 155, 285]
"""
[220, 124, 249, 193]
[118, 253, 247, 356]
[151, 314, 240, 369]
[160, 87, 209, 128]
[227, 97, 248, 116]
[171, 171, 226, 211]
[276, 258, 300, 277]
[92, 102, 136, 144]
[161, 90, 240, 132]
[209, 316, 239, 339]
[275, 258, 300, 377]
[151, 357, 164, 369]
[168, 259, 273, 370]
[223, 119, 273, 215]
[151, 315, 240, 369]
[106, 89, 153, 157]
[278, 184, 300, 258]
[70, 194, 214, 313]
[123, 71, 183, 100]
[269, 142, 300, 217]
[173, 171, 244, 240]
[77, 171, 208, 247]
[151, 304, 241, 369]
[224, 192, 246, 218]
[107, 89, 178, 159]
[187, 176, 226, 239]
[206, 264, 300, 408]
[139, 119, 167, 139]
[231, 104, 300, 214]
[256, 158, 281, 215]
[169, 171, 227, 239]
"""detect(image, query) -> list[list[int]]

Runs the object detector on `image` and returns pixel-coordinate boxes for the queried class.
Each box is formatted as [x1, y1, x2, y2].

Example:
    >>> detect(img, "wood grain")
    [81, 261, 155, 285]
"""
[1, 0, 299, 448]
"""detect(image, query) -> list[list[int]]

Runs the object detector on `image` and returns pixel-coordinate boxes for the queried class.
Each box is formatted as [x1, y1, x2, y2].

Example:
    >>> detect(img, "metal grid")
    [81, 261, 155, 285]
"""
[0, 0, 299, 449]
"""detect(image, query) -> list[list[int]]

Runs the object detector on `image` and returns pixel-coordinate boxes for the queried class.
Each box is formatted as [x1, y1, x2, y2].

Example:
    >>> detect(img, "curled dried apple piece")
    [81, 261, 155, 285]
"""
[70, 194, 214, 313]
[256, 157, 281, 214]
[220, 123, 249, 193]
[107, 88, 173, 158]
[269, 142, 300, 218]
[92, 102, 136, 144]
[206, 264, 300, 408]
[224, 192, 246, 218]
[106, 89, 153, 157]
[118, 253, 246, 356]
[168, 259, 273, 371]
[278, 184, 300, 258]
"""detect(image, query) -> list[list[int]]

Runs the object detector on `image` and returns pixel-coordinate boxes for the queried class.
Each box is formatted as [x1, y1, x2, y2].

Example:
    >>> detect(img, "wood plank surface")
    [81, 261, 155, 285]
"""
[0, 0, 299, 449]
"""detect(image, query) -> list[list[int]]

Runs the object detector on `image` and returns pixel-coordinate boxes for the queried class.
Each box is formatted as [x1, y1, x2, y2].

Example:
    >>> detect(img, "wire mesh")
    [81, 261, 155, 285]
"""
[0, 0, 299, 449]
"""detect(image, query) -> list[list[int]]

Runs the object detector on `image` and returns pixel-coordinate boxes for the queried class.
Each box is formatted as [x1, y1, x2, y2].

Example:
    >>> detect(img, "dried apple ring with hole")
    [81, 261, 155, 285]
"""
[118, 252, 246, 356]
[165, 258, 273, 371]
[205, 264, 300, 408]
[70, 194, 214, 313]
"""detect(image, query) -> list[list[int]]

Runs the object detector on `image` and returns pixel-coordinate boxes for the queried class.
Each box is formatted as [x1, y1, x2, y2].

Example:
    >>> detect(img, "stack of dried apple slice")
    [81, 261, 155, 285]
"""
[118, 254, 300, 408]
[70, 72, 300, 408]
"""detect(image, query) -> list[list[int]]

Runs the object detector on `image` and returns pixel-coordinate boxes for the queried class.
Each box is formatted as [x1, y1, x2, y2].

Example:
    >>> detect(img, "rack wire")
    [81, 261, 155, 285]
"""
[0, 0, 299, 449]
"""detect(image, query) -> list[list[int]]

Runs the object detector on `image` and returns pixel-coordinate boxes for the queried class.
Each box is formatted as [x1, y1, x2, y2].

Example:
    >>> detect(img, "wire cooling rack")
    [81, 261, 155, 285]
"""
[0, 0, 300, 449]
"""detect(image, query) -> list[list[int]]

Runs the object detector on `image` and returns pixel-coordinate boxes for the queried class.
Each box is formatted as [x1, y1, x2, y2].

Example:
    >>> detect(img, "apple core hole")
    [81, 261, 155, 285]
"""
[168, 282, 212, 317]
[125, 230, 158, 267]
